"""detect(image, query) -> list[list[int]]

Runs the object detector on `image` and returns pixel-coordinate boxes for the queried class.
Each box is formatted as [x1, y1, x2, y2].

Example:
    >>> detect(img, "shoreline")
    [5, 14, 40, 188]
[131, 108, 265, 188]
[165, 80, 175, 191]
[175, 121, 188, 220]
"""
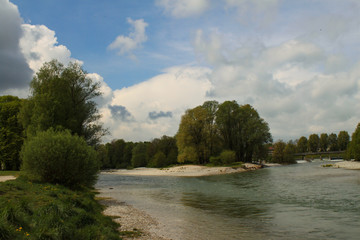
[99, 194, 171, 240]
[0, 176, 16, 182]
[101, 163, 263, 177]
[333, 161, 360, 170]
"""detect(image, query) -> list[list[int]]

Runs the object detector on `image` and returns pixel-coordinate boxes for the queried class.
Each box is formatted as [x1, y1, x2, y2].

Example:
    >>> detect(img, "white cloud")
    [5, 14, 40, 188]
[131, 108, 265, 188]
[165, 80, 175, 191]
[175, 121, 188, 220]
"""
[101, 66, 212, 141]
[193, 28, 360, 141]
[108, 18, 148, 59]
[20, 24, 78, 73]
[156, 0, 210, 18]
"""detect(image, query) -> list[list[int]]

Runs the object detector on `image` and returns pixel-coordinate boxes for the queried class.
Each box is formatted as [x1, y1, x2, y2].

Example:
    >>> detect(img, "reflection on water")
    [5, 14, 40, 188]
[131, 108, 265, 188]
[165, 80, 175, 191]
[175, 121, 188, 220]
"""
[96, 162, 360, 240]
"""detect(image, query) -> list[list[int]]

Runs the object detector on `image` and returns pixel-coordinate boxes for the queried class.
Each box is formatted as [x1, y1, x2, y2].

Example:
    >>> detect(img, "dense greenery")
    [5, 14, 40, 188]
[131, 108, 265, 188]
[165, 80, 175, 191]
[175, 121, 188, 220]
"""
[0, 96, 24, 170]
[347, 123, 360, 161]
[19, 60, 106, 146]
[21, 129, 99, 188]
[97, 135, 178, 169]
[176, 100, 272, 164]
[272, 140, 296, 164]
[0, 177, 120, 240]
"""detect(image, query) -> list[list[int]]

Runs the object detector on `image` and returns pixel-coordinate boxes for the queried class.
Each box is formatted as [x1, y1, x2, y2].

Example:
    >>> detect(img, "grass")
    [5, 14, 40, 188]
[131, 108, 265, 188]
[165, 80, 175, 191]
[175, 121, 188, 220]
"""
[0, 171, 20, 177]
[0, 176, 121, 240]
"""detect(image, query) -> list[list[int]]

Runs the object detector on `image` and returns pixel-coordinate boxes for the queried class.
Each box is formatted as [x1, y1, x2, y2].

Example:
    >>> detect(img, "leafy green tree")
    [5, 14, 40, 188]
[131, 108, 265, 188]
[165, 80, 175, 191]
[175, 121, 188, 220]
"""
[319, 133, 329, 152]
[272, 140, 286, 163]
[337, 131, 350, 151]
[347, 124, 360, 161]
[19, 60, 105, 146]
[284, 141, 297, 163]
[149, 151, 168, 168]
[147, 135, 178, 167]
[21, 129, 99, 187]
[202, 101, 221, 157]
[0, 96, 24, 170]
[216, 102, 272, 162]
[219, 150, 236, 164]
[328, 133, 338, 151]
[308, 134, 320, 152]
[176, 106, 209, 164]
[131, 142, 148, 168]
[297, 136, 308, 153]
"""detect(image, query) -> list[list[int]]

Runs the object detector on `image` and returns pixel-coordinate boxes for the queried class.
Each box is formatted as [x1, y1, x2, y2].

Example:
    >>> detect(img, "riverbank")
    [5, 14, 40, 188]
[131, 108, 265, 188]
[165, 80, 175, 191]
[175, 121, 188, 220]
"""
[0, 175, 16, 182]
[333, 161, 360, 170]
[102, 163, 262, 177]
[100, 198, 171, 240]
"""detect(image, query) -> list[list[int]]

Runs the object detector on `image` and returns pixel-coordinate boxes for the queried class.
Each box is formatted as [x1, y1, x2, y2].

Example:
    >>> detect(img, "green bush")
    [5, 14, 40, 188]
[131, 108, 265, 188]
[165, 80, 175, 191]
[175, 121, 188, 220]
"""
[149, 151, 168, 168]
[220, 150, 236, 164]
[20, 129, 99, 187]
[209, 156, 222, 165]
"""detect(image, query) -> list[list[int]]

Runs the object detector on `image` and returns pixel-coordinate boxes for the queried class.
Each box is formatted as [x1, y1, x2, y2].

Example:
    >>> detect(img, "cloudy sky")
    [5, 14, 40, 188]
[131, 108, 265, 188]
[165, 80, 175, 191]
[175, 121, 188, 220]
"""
[1, 0, 360, 142]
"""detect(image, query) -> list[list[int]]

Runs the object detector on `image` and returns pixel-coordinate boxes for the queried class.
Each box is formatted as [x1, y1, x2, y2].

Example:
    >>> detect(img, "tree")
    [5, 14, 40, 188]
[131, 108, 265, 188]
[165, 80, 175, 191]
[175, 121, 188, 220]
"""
[176, 106, 209, 164]
[284, 141, 297, 164]
[0, 96, 24, 170]
[272, 140, 296, 164]
[216, 102, 272, 162]
[347, 124, 360, 161]
[131, 142, 148, 168]
[308, 134, 320, 152]
[297, 136, 308, 153]
[319, 133, 329, 152]
[147, 135, 178, 167]
[19, 60, 105, 146]
[20, 129, 99, 187]
[338, 131, 350, 151]
[328, 133, 338, 151]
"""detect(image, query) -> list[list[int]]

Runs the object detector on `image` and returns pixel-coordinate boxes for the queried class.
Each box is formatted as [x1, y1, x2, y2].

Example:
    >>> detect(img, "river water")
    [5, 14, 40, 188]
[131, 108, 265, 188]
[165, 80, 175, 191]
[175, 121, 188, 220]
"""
[96, 161, 360, 240]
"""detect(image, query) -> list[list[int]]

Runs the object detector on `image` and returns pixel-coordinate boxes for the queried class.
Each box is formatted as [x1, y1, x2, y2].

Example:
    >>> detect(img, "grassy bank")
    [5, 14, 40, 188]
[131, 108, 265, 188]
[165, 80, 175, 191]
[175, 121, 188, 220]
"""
[0, 177, 121, 240]
[0, 171, 20, 177]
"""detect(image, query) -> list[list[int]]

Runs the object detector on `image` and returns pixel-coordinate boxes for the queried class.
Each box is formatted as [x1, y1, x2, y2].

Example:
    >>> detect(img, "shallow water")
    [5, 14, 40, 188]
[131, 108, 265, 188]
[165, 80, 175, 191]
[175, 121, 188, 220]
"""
[96, 162, 360, 240]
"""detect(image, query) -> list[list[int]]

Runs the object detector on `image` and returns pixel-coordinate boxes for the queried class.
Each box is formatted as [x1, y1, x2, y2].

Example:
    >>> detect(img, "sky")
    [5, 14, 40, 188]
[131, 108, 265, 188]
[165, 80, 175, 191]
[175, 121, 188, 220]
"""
[1, 0, 360, 143]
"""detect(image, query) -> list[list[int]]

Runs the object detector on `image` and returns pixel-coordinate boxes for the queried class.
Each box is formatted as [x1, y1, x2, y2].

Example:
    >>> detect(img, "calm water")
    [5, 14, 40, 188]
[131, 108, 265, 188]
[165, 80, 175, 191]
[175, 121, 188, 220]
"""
[96, 162, 360, 240]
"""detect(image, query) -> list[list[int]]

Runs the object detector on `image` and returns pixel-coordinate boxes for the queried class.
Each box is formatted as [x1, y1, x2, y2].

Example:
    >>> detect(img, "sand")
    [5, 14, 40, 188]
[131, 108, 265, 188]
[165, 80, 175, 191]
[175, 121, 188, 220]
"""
[333, 161, 360, 170]
[102, 163, 262, 177]
[0, 176, 16, 182]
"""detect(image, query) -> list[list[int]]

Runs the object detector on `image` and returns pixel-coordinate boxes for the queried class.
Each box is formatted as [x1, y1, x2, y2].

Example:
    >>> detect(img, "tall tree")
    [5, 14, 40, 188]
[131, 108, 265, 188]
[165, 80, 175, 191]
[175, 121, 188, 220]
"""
[308, 134, 320, 152]
[0, 96, 24, 170]
[176, 106, 208, 164]
[319, 133, 329, 152]
[297, 136, 308, 153]
[337, 131, 350, 151]
[328, 133, 338, 151]
[347, 124, 360, 161]
[19, 60, 105, 145]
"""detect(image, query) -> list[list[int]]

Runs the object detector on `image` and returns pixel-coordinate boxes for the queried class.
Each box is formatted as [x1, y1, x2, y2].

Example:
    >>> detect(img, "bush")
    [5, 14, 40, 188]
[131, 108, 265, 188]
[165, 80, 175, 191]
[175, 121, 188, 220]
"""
[220, 150, 236, 164]
[20, 129, 99, 187]
[149, 151, 168, 168]
[209, 156, 222, 166]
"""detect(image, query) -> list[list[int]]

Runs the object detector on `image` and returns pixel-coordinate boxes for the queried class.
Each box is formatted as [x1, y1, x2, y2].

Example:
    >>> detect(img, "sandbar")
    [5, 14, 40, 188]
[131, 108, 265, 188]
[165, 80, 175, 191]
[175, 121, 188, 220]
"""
[0, 176, 16, 182]
[333, 161, 360, 170]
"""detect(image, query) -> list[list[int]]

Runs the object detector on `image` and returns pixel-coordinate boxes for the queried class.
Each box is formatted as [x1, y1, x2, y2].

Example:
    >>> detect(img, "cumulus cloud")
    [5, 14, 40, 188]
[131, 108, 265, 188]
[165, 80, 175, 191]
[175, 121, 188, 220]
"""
[156, 0, 210, 18]
[193, 27, 360, 140]
[148, 111, 173, 120]
[100, 66, 212, 141]
[0, 0, 32, 91]
[108, 18, 148, 59]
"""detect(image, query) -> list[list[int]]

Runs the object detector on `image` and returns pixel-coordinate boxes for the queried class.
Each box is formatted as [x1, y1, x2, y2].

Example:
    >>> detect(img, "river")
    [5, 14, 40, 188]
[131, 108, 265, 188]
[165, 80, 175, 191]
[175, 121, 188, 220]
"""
[96, 161, 360, 240]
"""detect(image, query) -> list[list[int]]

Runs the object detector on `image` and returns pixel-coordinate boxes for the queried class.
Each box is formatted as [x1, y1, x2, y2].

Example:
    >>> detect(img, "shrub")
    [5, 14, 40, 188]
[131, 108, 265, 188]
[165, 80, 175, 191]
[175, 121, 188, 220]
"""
[149, 151, 168, 168]
[20, 129, 99, 187]
[209, 156, 222, 166]
[220, 150, 236, 164]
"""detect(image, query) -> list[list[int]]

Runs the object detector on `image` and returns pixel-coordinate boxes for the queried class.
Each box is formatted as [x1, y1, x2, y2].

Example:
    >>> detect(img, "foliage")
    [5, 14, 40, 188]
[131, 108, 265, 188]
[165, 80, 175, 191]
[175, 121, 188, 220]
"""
[149, 151, 168, 168]
[0, 178, 120, 240]
[328, 133, 338, 151]
[0, 95, 24, 170]
[219, 150, 237, 164]
[147, 135, 178, 167]
[347, 123, 360, 161]
[20, 129, 99, 188]
[337, 131, 350, 151]
[19, 60, 106, 146]
[131, 142, 148, 168]
[296, 136, 308, 153]
[272, 140, 297, 164]
[319, 133, 328, 152]
[308, 134, 320, 152]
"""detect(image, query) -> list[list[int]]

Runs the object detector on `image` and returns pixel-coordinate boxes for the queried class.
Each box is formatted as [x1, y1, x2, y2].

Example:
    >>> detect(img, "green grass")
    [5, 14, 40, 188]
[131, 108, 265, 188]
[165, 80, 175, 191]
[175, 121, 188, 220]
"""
[0, 171, 20, 177]
[0, 176, 121, 240]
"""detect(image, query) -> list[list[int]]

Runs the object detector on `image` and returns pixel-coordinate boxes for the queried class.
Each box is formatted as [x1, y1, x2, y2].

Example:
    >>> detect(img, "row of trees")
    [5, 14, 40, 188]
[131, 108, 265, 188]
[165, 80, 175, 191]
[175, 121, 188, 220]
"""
[97, 136, 178, 169]
[296, 131, 350, 153]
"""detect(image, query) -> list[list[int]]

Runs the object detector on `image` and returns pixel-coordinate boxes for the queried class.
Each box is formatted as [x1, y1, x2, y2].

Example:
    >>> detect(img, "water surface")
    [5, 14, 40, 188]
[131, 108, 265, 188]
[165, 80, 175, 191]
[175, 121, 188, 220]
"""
[96, 162, 360, 240]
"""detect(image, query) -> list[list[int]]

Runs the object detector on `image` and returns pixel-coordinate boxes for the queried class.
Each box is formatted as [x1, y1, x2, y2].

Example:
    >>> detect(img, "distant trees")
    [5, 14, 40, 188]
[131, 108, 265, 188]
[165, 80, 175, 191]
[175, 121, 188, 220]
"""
[19, 60, 106, 146]
[308, 134, 320, 152]
[297, 136, 308, 153]
[319, 133, 328, 152]
[328, 133, 338, 151]
[272, 140, 296, 164]
[338, 131, 350, 151]
[0, 96, 24, 170]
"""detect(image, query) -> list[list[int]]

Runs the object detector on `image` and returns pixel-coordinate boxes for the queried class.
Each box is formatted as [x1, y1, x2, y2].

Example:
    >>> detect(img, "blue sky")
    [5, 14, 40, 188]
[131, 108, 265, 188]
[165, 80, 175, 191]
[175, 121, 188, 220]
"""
[2, 0, 360, 142]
